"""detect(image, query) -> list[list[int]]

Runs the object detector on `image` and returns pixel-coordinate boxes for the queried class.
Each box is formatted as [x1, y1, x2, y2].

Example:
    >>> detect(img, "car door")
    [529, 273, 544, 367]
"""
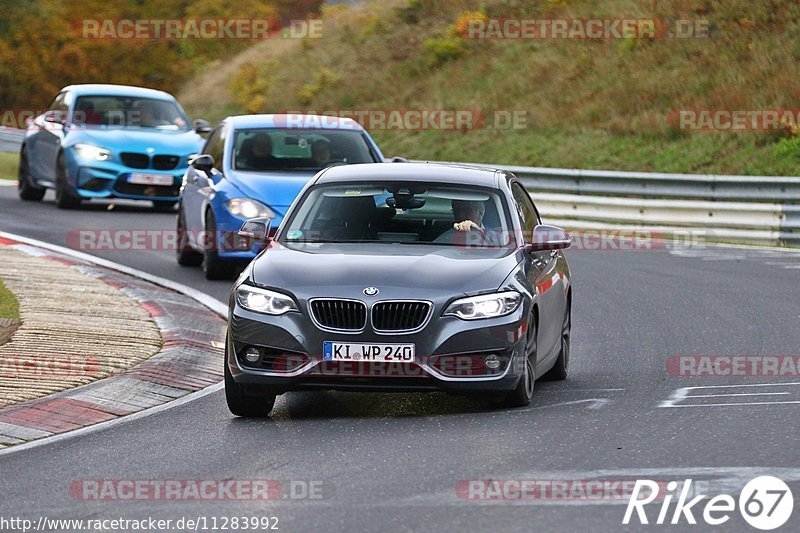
[510, 181, 565, 362]
[30, 91, 69, 183]
[183, 125, 224, 238]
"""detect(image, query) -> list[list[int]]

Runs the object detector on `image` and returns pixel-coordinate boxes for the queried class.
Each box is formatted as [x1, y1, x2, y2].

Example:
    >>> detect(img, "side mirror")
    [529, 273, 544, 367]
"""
[43, 110, 66, 124]
[238, 217, 272, 245]
[190, 154, 215, 173]
[525, 224, 571, 252]
[193, 119, 212, 134]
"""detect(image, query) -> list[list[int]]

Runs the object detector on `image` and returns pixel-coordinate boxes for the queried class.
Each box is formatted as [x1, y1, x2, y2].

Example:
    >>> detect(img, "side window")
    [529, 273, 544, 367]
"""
[202, 125, 227, 171]
[511, 182, 540, 237]
[201, 127, 221, 156]
[213, 126, 228, 171]
[48, 92, 69, 113]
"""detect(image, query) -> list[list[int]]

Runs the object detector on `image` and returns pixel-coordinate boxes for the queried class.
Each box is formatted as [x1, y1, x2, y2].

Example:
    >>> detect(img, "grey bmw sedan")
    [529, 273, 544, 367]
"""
[225, 163, 572, 416]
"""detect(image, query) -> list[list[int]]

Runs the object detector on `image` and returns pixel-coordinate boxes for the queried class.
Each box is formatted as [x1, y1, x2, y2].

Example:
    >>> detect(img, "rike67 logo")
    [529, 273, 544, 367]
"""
[624, 476, 794, 530]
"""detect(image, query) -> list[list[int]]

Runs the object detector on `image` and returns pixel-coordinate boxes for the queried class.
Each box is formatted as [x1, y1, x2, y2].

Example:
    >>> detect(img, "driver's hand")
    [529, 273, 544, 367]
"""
[453, 220, 480, 232]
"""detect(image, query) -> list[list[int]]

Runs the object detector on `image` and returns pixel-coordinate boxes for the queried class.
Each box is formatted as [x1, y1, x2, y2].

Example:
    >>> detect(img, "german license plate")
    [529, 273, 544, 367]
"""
[323, 342, 415, 362]
[128, 173, 173, 186]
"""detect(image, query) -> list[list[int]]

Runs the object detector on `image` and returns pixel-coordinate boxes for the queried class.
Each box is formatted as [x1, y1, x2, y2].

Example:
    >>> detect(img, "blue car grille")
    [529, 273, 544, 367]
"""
[120, 152, 149, 168]
[120, 153, 180, 170]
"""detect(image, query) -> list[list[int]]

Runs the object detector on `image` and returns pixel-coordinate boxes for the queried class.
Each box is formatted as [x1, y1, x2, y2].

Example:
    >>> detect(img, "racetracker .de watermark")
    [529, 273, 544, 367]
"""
[69, 479, 323, 501]
[279, 110, 528, 131]
[71, 18, 323, 40]
[674, 110, 800, 131]
[463, 18, 709, 40]
[66, 229, 708, 253]
[667, 355, 800, 378]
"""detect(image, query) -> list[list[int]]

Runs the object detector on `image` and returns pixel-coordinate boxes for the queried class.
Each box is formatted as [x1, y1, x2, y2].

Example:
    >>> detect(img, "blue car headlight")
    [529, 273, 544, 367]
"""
[444, 291, 522, 320]
[225, 198, 274, 219]
[73, 143, 111, 162]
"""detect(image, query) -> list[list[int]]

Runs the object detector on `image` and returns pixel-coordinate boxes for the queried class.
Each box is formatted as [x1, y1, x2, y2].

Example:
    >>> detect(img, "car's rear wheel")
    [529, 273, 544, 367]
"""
[203, 209, 237, 280]
[176, 205, 203, 267]
[541, 300, 570, 381]
[54, 153, 82, 209]
[224, 344, 277, 417]
[18, 149, 46, 202]
[502, 315, 537, 407]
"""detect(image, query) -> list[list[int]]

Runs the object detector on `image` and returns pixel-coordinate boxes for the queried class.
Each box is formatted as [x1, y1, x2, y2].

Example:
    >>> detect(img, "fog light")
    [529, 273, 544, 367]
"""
[485, 354, 501, 370]
[243, 347, 261, 363]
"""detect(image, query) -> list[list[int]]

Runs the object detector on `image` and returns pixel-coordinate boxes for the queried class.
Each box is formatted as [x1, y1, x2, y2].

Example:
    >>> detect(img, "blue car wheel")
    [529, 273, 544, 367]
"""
[55, 152, 82, 210]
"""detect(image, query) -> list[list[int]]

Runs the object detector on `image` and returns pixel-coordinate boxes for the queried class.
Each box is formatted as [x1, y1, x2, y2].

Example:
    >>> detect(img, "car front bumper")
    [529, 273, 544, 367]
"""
[227, 300, 529, 395]
[66, 154, 186, 202]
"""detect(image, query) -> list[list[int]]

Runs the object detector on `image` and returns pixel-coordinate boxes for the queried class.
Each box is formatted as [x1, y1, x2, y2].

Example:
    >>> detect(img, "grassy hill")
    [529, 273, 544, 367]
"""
[178, 0, 800, 175]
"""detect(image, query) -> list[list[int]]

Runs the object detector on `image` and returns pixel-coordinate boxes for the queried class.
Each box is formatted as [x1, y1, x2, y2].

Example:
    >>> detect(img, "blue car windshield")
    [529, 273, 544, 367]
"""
[232, 128, 378, 172]
[281, 182, 515, 248]
[72, 96, 190, 131]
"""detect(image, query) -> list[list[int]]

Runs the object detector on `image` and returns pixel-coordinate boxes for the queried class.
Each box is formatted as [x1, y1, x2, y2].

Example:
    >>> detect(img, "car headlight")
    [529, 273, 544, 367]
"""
[235, 284, 298, 315]
[225, 198, 274, 219]
[73, 143, 111, 161]
[444, 291, 522, 320]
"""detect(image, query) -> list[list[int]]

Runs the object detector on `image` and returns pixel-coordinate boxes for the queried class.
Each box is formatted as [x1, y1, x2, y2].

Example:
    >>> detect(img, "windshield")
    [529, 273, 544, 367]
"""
[280, 181, 514, 247]
[232, 128, 377, 172]
[72, 96, 190, 131]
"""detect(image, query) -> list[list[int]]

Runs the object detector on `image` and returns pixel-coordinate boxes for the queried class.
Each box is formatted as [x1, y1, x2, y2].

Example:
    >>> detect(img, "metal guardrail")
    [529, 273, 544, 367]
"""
[0, 127, 24, 153]
[0, 132, 795, 246]
[421, 161, 800, 247]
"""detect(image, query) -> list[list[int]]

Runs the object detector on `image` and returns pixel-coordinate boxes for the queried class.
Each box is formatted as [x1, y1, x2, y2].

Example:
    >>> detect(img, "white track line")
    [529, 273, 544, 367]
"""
[0, 231, 228, 457]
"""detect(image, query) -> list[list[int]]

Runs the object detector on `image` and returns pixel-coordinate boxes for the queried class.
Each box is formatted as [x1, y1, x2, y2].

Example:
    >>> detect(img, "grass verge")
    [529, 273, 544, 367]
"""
[0, 152, 18, 181]
[0, 278, 20, 320]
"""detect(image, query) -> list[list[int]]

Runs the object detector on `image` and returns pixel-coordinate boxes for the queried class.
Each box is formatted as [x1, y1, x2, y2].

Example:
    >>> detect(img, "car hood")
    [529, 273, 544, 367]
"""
[226, 169, 317, 216]
[67, 128, 205, 155]
[250, 243, 522, 300]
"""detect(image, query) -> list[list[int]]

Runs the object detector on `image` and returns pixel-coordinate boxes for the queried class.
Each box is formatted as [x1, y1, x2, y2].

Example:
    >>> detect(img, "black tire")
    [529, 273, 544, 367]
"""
[225, 344, 276, 417]
[503, 315, 537, 408]
[18, 149, 46, 202]
[202, 209, 237, 280]
[54, 153, 82, 209]
[176, 206, 203, 267]
[152, 200, 178, 212]
[541, 300, 570, 381]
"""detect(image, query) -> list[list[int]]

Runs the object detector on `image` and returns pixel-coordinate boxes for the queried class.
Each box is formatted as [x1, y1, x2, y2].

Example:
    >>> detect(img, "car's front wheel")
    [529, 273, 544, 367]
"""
[176, 205, 203, 267]
[54, 153, 82, 209]
[224, 345, 277, 417]
[203, 209, 237, 280]
[502, 315, 537, 407]
[541, 300, 570, 381]
[18, 149, 46, 202]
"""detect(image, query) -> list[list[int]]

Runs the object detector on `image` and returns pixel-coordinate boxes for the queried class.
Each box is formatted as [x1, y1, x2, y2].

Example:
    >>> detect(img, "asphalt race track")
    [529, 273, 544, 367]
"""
[1, 186, 799, 532]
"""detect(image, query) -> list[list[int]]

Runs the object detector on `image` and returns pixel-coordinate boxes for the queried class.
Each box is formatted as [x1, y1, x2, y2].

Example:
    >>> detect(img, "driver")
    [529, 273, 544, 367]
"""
[134, 101, 168, 127]
[452, 200, 486, 232]
[311, 139, 332, 166]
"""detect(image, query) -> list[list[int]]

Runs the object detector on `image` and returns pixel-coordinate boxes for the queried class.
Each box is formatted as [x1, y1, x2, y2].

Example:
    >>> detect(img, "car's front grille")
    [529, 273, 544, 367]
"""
[153, 155, 180, 170]
[309, 299, 367, 331]
[120, 152, 149, 169]
[371, 301, 432, 332]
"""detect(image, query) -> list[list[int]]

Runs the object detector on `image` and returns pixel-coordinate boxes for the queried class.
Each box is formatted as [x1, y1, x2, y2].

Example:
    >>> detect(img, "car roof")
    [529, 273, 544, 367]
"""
[62, 84, 177, 100]
[315, 162, 502, 188]
[224, 114, 365, 131]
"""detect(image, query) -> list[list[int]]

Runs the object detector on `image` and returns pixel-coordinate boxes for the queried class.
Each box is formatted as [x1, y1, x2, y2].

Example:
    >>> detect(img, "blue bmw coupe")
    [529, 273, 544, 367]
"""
[18, 84, 207, 210]
[176, 114, 387, 279]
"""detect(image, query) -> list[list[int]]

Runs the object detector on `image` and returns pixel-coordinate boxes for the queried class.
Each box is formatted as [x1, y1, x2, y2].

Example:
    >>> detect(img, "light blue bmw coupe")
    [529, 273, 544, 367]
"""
[18, 84, 207, 210]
